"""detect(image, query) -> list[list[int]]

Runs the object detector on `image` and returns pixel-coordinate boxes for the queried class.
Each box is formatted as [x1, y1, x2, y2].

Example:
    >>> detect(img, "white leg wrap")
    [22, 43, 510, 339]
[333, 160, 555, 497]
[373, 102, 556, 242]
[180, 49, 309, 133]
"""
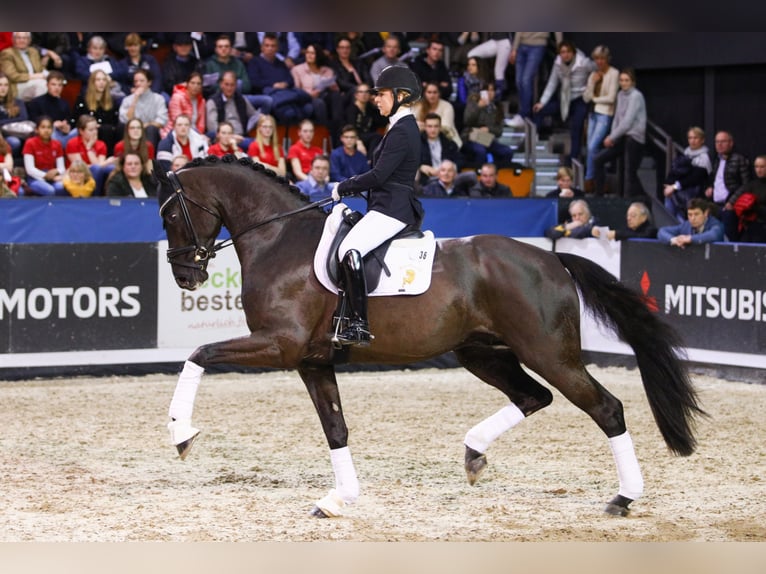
[168, 360, 204, 421]
[609, 431, 644, 500]
[315, 447, 359, 517]
[464, 403, 525, 454]
[330, 446, 359, 504]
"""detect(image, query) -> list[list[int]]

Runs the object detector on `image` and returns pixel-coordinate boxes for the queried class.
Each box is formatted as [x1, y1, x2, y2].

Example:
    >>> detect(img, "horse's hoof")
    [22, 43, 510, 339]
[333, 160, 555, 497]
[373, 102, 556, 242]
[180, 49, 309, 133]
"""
[464, 446, 487, 486]
[309, 505, 329, 518]
[174, 433, 200, 461]
[168, 419, 200, 460]
[604, 494, 633, 516]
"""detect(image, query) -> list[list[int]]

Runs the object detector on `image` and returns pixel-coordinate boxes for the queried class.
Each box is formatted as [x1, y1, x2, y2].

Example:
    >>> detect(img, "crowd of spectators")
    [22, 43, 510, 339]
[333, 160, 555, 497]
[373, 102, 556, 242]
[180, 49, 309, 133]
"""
[1, 31, 763, 246]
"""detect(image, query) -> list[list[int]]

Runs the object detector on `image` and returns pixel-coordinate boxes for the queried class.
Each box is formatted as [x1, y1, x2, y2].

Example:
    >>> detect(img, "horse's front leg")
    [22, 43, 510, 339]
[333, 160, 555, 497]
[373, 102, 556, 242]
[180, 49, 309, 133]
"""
[167, 334, 304, 460]
[298, 363, 360, 518]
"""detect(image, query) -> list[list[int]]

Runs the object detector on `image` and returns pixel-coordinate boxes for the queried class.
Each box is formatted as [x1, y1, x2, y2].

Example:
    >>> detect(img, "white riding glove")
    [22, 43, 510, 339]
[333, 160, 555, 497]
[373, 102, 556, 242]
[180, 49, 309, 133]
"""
[331, 182, 341, 202]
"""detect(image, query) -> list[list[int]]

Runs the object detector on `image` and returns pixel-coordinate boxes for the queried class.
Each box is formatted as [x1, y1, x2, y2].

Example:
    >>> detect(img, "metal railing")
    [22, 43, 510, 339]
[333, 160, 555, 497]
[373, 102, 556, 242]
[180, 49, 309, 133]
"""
[647, 119, 684, 178]
[523, 118, 538, 196]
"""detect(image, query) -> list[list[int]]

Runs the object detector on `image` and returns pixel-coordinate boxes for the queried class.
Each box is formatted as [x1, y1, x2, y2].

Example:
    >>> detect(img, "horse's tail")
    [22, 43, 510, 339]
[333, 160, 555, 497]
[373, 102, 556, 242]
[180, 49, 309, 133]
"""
[556, 252, 706, 456]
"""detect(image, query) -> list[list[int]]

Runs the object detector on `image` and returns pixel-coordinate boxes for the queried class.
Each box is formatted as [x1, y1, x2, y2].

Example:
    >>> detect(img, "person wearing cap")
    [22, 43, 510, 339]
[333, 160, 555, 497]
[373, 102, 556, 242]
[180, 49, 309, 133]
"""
[161, 34, 199, 97]
[330, 64, 425, 347]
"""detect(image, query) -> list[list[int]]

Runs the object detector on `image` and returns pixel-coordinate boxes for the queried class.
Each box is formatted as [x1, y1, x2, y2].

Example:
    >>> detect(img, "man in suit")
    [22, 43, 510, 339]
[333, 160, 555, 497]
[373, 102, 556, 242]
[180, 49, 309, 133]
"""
[0, 32, 61, 101]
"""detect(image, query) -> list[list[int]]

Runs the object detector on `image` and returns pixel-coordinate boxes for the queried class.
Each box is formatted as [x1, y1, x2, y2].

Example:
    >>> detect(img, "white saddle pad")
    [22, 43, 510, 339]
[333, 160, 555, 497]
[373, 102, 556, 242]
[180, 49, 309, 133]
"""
[313, 203, 437, 296]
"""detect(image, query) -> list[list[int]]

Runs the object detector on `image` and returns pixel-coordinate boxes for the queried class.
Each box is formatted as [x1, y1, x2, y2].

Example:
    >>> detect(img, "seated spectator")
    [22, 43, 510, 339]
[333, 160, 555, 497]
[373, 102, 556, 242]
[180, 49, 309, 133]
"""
[161, 34, 199, 98]
[418, 112, 464, 186]
[105, 151, 155, 197]
[113, 33, 163, 97]
[454, 56, 487, 134]
[71, 68, 122, 155]
[545, 198, 596, 240]
[119, 69, 168, 149]
[414, 81, 461, 149]
[545, 166, 584, 198]
[27, 71, 75, 149]
[246, 114, 287, 177]
[657, 198, 725, 247]
[208, 121, 246, 159]
[62, 159, 96, 198]
[663, 126, 713, 222]
[591, 201, 657, 241]
[296, 154, 334, 202]
[66, 114, 118, 195]
[156, 114, 208, 173]
[30, 33, 67, 78]
[287, 118, 322, 182]
[468, 162, 512, 198]
[163, 71, 206, 139]
[0, 132, 13, 173]
[74, 36, 121, 99]
[291, 43, 340, 139]
[421, 159, 466, 198]
[0, 71, 31, 156]
[369, 36, 402, 84]
[343, 82, 385, 159]
[0, 32, 56, 101]
[461, 83, 514, 167]
[22, 116, 65, 196]
[409, 39, 452, 101]
[330, 36, 372, 106]
[721, 154, 766, 243]
[205, 70, 260, 149]
[246, 33, 308, 125]
[202, 34, 251, 97]
[114, 117, 155, 173]
[171, 154, 189, 171]
[704, 130, 751, 212]
[330, 124, 368, 181]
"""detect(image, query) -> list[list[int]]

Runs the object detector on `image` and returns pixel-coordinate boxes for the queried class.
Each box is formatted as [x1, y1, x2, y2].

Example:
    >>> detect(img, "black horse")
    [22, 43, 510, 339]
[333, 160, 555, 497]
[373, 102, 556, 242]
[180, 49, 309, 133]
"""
[156, 156, 704, 518]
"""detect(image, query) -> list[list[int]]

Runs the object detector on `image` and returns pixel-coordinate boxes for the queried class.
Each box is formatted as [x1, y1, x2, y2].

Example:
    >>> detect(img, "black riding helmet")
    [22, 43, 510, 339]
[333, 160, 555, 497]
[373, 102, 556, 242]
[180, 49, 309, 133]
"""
[371, 64, 422, 115]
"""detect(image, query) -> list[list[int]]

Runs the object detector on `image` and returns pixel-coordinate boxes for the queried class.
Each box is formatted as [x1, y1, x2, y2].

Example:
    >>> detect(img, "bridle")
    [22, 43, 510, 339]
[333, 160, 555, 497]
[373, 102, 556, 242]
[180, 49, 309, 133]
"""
[159, 169, 334, 270]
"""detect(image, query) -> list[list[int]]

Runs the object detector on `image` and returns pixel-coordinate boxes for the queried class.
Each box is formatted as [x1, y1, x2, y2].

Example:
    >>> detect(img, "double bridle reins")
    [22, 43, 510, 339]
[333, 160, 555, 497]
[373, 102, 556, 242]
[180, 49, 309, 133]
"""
[159, 170, 334, 270]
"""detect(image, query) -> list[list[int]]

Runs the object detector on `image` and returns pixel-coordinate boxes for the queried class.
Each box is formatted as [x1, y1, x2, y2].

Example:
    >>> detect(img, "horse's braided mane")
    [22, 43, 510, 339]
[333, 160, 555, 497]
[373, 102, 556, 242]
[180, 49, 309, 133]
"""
[186, 154, 309, 203]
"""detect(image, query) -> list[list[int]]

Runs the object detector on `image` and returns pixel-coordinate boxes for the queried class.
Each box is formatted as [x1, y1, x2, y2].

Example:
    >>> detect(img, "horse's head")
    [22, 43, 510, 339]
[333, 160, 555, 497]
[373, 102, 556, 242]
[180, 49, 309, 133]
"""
[156, 162, 223, 290]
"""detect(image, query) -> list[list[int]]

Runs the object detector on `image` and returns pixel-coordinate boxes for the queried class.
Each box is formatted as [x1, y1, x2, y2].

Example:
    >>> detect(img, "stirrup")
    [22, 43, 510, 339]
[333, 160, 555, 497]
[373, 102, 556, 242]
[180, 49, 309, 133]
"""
[332, 323, 373, 348]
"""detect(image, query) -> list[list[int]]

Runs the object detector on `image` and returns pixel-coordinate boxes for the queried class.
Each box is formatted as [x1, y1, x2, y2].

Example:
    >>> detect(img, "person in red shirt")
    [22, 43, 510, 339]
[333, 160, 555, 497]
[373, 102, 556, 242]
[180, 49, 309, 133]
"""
[22, 116, 66, 195]
[247, 114, 286, 177]
[287, 118, 322, 182]
[113, 117, 156, 174]
[66, 114, 118, 195]
[208, 121, 245, 158]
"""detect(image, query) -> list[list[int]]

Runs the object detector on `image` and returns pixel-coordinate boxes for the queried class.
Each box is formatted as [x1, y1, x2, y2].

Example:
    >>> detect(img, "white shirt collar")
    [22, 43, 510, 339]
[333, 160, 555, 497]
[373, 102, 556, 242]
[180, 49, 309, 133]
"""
[388, 107, 413, 128]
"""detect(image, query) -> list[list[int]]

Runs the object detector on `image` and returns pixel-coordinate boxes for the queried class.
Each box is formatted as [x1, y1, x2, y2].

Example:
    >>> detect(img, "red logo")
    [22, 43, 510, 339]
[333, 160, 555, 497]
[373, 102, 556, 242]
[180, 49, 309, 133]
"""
[640, 270, 659, 312]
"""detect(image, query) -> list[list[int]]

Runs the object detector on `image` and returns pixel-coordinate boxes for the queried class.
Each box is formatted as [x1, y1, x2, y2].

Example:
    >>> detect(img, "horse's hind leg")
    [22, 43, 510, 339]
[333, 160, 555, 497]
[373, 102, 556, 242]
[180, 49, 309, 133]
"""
[533, 358, 643, 516]
[454, 345, 553, 486]
[298, 363, 360, 518]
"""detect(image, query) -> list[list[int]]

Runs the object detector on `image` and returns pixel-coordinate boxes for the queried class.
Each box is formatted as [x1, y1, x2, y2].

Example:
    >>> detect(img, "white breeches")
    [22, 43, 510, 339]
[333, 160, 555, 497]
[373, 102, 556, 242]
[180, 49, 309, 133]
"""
[337, 209, 406, 259]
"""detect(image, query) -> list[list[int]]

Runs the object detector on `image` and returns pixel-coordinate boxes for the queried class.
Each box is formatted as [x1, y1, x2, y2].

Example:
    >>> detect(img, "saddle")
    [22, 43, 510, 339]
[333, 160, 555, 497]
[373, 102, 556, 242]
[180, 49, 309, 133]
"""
[313, 203, 437, 297]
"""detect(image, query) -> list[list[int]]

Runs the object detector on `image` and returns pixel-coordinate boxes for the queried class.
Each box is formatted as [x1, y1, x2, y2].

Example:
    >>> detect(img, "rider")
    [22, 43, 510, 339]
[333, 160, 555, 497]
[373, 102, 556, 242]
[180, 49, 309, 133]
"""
[331, 65, 425, 346]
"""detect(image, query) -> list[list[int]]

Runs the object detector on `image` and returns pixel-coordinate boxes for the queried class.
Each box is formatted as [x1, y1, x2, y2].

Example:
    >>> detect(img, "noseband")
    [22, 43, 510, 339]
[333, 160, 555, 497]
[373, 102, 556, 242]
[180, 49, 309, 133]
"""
[159, 169, 335, 271]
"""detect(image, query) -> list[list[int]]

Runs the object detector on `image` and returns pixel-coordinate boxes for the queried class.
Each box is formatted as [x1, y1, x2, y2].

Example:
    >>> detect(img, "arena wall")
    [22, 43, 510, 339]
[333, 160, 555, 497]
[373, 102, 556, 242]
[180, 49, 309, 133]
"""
[1, 199, 764, 381]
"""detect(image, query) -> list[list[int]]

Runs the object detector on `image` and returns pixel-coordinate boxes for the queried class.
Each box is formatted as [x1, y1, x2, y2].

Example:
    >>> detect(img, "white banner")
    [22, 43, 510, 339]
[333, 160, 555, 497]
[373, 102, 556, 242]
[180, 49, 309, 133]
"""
[156, 240, 250, 349]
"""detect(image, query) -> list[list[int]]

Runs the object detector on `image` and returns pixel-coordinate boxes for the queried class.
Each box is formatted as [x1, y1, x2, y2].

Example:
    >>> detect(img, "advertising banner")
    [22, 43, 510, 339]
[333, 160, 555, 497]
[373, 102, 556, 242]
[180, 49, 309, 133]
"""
[621, 241, 766, 355]
[0, 243, 158, 353]
[156, 240, 250, 349]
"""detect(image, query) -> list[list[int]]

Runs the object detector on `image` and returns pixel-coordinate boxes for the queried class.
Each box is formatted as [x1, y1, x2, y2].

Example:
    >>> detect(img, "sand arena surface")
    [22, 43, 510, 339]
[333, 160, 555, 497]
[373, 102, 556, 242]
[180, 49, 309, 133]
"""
[0, 365, 764, 541]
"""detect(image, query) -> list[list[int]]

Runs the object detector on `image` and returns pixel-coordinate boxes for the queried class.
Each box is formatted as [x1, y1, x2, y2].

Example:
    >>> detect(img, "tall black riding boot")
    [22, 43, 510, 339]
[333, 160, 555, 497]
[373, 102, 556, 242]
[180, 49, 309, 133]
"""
[334, 249, 372, 347]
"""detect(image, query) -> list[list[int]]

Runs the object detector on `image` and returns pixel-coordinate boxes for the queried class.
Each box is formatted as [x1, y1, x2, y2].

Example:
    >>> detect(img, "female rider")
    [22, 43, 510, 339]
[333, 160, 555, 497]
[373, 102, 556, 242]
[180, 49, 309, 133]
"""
[331, 65, 424, 346]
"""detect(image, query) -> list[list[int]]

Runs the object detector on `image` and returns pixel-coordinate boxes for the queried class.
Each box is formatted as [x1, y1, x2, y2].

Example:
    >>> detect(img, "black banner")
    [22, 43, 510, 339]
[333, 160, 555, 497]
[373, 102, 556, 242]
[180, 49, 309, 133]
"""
[621, 241, 766, 354]
[0, 243, 158, 353]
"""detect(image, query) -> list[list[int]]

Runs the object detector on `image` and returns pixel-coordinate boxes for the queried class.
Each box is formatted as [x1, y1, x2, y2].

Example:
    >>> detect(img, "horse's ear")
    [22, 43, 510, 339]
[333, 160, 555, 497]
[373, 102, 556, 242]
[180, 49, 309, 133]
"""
[152, 160, 169, 185]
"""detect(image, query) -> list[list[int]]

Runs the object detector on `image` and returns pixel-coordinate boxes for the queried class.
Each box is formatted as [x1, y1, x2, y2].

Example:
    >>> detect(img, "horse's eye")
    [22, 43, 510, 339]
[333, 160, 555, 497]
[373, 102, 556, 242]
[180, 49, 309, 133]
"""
[166, 212, 179, 223]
